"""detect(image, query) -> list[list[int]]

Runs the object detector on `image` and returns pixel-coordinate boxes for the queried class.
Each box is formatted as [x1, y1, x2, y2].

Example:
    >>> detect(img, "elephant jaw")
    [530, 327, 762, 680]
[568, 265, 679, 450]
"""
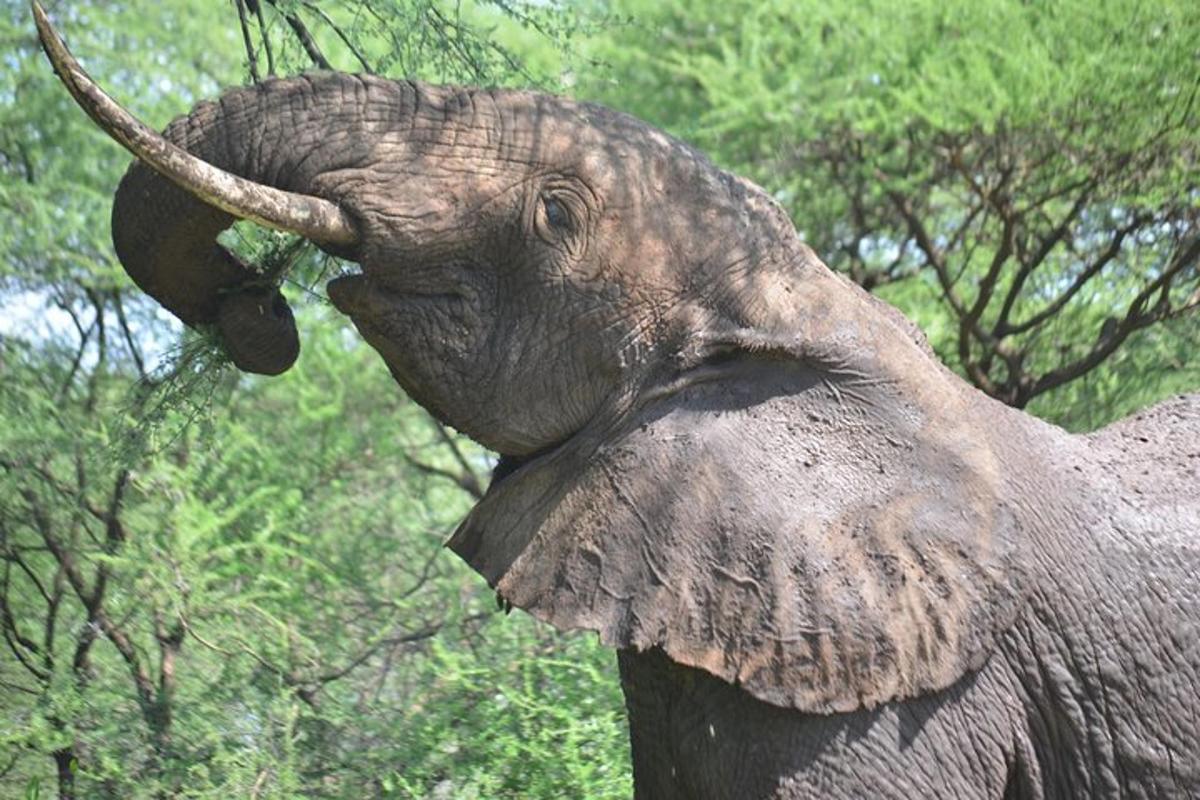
[328, 270, 613, 463]
[326, 271, 498, 446]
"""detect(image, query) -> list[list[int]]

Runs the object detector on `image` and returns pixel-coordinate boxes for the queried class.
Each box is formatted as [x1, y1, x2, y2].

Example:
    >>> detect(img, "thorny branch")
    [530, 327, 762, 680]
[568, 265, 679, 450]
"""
[812, 118, 1200, 408]
[302, 1, 374, 71]
[264, 0, 333, 70]
[236, 0, 261, 82]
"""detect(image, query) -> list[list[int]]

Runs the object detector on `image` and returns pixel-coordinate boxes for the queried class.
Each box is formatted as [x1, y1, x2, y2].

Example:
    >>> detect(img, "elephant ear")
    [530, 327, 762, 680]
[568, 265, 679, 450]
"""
[449, 328, 1031, 715]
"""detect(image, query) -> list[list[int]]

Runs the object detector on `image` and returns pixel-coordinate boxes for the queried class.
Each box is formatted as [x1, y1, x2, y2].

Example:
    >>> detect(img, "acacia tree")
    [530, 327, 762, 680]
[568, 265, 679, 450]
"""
[2, 5, 241, 790]
[0, 312, 502, 797]
[587, 0, 1200, 419]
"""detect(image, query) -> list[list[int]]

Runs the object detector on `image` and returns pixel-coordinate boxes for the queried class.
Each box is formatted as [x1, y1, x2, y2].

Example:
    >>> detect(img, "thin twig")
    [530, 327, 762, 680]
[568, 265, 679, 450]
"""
[235, 0, 261, 81]
[111, 291, 146, 380]
[253, 0, 276, 75]
[266, 0, 333, 70]
[302, 1, 373, 71]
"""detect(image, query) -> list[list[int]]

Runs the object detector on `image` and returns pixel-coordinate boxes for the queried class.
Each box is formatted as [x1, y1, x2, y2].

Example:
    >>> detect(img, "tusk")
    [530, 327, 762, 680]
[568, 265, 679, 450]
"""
[31, 0, 359, 247]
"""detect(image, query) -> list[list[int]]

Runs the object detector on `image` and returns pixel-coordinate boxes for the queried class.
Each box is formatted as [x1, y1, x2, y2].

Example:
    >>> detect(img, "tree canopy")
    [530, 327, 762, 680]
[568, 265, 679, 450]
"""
[587, 0, 1200, 425]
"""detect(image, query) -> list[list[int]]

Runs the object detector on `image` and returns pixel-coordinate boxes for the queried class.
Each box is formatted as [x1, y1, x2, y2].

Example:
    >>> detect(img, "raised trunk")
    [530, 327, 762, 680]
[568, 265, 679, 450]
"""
[33, 3, 371, 375]
[110, 74, 403, 372]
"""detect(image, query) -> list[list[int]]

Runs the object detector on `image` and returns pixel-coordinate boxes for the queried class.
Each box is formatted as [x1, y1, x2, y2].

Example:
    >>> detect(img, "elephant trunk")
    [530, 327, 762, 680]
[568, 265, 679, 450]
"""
[109, 79, 373, 375]
[34, 1, 377, 374]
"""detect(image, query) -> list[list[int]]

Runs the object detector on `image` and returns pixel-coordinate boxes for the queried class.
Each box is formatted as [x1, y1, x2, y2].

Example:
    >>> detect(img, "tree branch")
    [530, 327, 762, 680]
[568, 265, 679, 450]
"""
[1029, 235, 1200, 401]
[0, 562, 49, 682]
[235, 0, 261, 82]
[265, 0, 333, 70]
[994, 179, 1097, 334]
[253, 0, 276, 75]
[1001, 212, 1150, 337]
[403, 454, 485, 500]
[23, 488, 158, 713]
[406, 420, 486, 499]
[302, 1, 373, 71]
[111, 291, 147, 381]
[886, 189, 1003, 393]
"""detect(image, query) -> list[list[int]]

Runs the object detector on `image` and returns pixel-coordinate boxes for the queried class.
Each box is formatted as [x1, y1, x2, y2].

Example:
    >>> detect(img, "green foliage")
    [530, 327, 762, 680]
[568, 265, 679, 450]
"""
[369, 620, 628, 799]
[1, 307, 631, 797]
[585, 0, 1199, 417]
[1, 0, 238, 283]
[1024, 315, 1200, 431]
[588, 0, 1198, 182]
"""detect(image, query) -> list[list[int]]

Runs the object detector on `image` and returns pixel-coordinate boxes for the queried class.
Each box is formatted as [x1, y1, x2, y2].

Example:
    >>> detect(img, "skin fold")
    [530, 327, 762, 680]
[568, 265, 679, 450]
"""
[36, 7, 1200, 796]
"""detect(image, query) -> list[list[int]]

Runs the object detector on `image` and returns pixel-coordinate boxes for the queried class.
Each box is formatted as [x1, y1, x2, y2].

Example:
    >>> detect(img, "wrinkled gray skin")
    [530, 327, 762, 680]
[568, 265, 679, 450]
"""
[93, 73, 1200, 798]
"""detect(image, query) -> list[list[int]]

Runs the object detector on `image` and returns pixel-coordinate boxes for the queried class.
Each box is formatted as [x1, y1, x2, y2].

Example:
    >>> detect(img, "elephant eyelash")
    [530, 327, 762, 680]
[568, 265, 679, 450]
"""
[532, 187, 589, 261]
[541, 194, 573, 231]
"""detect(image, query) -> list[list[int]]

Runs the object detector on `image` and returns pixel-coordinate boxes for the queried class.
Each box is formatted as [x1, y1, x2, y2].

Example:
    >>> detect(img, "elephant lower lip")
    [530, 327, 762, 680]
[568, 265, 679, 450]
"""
[327, 273, 367, 315]
[328, 273, 464, 317]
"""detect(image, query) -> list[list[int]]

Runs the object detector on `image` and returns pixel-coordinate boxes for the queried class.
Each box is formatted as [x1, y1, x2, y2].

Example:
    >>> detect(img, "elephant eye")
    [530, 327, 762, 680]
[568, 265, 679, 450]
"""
[542, 195, 572, 230]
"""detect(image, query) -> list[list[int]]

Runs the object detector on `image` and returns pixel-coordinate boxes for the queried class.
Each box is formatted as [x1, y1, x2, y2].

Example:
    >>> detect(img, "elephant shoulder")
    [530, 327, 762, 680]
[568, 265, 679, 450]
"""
[1085, 394, 1200, 538]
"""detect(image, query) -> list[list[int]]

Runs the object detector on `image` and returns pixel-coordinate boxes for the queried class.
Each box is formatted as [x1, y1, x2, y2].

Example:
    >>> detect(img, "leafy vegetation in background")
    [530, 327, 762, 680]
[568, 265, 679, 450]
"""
[1, 0, 1197, 798]
[2, 310, 630, 799]
[584, 0, 1199, 427]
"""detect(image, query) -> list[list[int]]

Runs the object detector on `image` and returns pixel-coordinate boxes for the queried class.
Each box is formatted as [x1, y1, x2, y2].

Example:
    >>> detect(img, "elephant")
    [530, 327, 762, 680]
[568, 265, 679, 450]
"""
[35, 3, 1200, 798]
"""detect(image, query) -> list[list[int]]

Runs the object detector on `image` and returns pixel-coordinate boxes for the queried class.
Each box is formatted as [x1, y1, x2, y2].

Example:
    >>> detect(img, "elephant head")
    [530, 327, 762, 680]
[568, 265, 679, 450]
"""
[38, 3, 1039, 714]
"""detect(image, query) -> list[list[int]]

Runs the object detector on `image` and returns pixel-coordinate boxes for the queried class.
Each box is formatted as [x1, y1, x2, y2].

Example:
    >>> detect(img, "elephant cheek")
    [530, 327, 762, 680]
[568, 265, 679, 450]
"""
[216, 288, 300, 376]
